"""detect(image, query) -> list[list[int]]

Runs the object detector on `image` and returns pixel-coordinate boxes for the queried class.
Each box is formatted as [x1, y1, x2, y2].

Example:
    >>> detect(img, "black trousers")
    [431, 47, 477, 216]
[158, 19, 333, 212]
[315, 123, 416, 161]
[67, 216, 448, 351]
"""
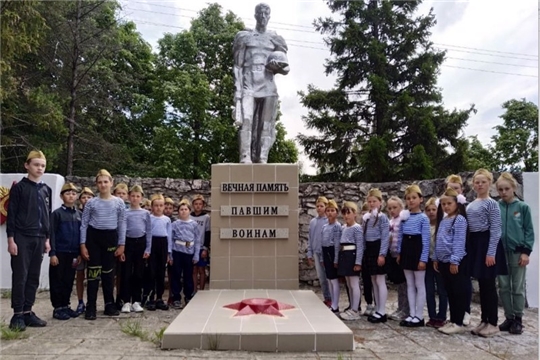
[478, 278, 498, 326]
[86, 227, 117, 310]
[49, 252, 78, 309]
[144, 236, 168, 301]
[439, 262, 467, 326]
[171, 251, 194, 302]
[120, 236, 146, 303]
[11, 234, 45, 313]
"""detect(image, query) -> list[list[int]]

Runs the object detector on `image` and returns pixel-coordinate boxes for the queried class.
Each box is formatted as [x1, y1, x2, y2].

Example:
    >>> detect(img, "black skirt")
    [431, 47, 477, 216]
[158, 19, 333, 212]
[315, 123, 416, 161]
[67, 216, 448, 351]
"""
[386, 253, 406, 284]
[400, 234, 423, 271]
[337, 246, 361, 277]
[362, 239, 387, 275]
[468, 231, 508, 279]
[322, 246, 339, 280]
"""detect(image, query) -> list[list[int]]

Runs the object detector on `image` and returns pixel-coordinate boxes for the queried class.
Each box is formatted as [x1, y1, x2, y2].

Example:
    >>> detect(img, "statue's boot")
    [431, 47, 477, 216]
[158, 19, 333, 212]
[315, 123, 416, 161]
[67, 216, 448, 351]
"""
[239, 130, 253, 164]
[258, 136, 274, 164]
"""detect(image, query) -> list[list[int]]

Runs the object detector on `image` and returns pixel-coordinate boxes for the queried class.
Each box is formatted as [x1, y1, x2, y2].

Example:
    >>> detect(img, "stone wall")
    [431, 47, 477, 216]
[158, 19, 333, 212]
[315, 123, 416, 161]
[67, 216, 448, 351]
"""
[66, 171, 523, 283]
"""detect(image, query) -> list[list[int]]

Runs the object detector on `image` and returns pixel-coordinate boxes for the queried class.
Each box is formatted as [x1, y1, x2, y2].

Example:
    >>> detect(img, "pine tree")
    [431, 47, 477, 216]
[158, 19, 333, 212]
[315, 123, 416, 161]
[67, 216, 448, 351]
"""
[298, 0, 475, 181]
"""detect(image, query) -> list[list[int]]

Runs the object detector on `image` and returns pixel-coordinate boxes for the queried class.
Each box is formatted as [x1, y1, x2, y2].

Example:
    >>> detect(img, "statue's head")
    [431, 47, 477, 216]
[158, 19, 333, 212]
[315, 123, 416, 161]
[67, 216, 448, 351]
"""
[254, 3, 271, 27]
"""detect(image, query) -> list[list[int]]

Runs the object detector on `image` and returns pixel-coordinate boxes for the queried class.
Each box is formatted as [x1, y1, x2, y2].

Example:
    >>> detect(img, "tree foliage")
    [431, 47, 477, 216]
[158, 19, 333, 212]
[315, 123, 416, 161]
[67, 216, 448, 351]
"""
[298, 0, 475, 181]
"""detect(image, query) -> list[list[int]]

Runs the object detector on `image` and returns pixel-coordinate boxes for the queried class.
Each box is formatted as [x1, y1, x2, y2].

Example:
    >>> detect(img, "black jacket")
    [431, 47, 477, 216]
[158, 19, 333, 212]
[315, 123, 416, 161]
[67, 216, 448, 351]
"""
[49, 205, 81, 256]
[6, 177, 52, 238]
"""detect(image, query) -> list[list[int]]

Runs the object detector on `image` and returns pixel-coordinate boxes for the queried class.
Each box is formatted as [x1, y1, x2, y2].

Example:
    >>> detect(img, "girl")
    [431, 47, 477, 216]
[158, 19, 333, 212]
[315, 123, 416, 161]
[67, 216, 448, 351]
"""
[80, 169, 126, 320]
[433, 188, 469, 335]
[113, 183, 130, 208]
[496, 172, 535, 335]
[334, 202, 364, 321]
[363, 189, 390, 323]
[467, 169, 507, 338]
[75, 187, 94, 316]
[359, 202, 375, 316]
[425, 197, 448, 328]
[171, 199, 200, 309]
[397, 184, 430, 327]
[446, 174, 472, 325]
[321, 200, 342, 314]
[144, 194, 172, 311]
[120, 185, 151, 313]
[307, 196, 331, 307]
[191, 195, 211, 295]
[386, 196, 409, 321]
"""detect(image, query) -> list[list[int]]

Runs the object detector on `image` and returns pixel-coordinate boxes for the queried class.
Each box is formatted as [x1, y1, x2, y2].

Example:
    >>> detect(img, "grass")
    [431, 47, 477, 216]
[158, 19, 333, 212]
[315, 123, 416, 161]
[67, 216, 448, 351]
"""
[120, 319, 149, 341]
[152, 326, 167, 346]
[1, 290, 12, 299]
[0, 323, 28, 341]
[205, 332, 221, 351]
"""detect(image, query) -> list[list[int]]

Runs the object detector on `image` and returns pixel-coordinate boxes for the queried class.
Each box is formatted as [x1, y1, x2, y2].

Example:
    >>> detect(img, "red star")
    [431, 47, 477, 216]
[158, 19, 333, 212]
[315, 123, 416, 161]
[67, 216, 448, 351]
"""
[223, 298, 295, 317]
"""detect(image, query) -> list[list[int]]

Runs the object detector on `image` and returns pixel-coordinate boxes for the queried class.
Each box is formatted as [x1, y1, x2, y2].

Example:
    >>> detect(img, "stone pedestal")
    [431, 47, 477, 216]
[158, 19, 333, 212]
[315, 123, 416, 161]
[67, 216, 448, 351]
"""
[210, 164, 299, 290]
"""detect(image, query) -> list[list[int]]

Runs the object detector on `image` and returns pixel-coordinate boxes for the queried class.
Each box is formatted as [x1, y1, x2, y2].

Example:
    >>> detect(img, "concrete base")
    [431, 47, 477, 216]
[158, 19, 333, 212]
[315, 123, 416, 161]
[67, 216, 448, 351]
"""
[162, 290, 353, 352]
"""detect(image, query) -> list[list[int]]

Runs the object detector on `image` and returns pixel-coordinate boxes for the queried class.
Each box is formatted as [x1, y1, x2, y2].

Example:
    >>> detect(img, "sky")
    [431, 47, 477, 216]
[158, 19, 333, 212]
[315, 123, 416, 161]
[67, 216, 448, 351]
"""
[119, 1, 539, 175]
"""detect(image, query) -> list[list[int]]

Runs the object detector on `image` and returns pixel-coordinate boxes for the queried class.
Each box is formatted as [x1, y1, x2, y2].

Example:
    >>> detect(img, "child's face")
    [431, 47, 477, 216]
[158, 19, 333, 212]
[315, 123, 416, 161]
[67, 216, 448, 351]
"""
[25, 158, 46, 179]
[366, 196, 381, 211]
[441, 196, 458, 216]
[96, 176, 113, 194]
[386, 200, 402, 218]
[446, 182, 463, 194]
[178, 205, 190, 219]
[114, 189, 128, 201]
[61, 190, 77, 206]
[405, 192, 422, 211]
[473, 175, 491, 197]
[316, 202, 326, 216]
[129, 192, 142, 207]
[152, 200, 165, 216]
[193, 200, 204, 213]
[425, 204, 437, 221]
[341, 208, 357, 223]
[325, 207, 338, 222]
[80, 193, 93, 206]
[164, 204, 174, 216]
[497, 179, 515, 203]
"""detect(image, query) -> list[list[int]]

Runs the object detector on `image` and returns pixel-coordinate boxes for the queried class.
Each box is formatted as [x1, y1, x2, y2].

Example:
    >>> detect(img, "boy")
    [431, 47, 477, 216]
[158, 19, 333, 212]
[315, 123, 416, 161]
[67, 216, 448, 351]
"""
[49, 183, 81, 320]
[164, 198, 176, 221]
[75, 187, 94, 315]
[190, 194, 210, 294]
[306, 196, 331, 307]
[6, 150, 52, 330]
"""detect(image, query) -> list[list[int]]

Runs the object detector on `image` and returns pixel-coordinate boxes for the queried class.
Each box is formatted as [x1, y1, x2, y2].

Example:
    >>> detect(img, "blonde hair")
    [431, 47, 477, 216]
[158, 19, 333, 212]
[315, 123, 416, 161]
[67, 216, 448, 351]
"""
[326, 199, 338, 210]
[192, 194, 206, 205]
[425, 197, 438, 209]
[316, 196, 329, 205]
[150, 193, 165, 205]
[445, 174, 463, 186]
[342, 201, 358, 213]
[496, 172, 518, 189]
[404, 184, 422, 197]
[143, 199, 151, 208]
[113, 183, 128, 194]
[129, 185, 144, 196]
[95, 169, 112, 182]
[386, 196, 404, 209]
[367, 188, 383, 202]
[79, 187, 94, 198]
[26, 150, 46, 163]
[178, 198, 191, 210]
[473, 168, 493, 183]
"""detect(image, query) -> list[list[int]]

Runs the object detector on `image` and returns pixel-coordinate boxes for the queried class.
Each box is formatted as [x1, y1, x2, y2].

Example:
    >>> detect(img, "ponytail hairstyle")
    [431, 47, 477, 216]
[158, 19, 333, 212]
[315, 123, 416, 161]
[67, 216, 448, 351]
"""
[366, 188, 383, 227]
[435, 187, 468, 239]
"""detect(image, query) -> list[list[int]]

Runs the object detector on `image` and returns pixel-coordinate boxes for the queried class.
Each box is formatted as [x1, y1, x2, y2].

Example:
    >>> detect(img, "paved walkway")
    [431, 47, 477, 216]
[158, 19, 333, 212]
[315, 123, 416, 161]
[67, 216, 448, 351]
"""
[1, 284, 538, 359]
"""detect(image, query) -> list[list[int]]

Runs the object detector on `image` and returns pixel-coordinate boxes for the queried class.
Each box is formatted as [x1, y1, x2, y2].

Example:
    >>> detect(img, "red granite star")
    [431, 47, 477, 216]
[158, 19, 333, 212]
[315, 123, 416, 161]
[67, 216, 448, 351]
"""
[223, 298, 295, 317]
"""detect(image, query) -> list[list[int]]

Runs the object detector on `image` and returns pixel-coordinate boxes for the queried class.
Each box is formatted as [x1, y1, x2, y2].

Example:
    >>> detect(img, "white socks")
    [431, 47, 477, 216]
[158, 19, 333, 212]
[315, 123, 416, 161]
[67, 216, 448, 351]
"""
[371, 274, 388, 315]
[345, 276, 361, 312]
[404, 270, 426, 319]
[328, 278, 340, 310]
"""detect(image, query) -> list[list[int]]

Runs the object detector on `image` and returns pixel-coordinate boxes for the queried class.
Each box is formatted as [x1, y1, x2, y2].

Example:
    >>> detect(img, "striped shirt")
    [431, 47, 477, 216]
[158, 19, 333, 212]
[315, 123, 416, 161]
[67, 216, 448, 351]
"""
[171, 219, 200, 261]
[126, 208, 152, 254]
[466, 198, 502, 257]
[364, 213, 390, 256]
[80, 196, 126, 245]
[388, 216, 401, 257]
[190, 211, 211, 249]
[307, 216, 328, 258]
[321, 221, 342, 248]
[151, 215, 172, 253]
[434, 215, 467, 265]
[397, 212, 430, 263]
[335, 223, 364, 265]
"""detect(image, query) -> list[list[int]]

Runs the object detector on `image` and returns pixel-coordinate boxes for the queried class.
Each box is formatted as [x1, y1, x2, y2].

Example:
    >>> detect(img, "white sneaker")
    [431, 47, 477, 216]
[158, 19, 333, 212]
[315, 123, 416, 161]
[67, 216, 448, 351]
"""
[341, 309, 361, 321]
[440, 323, 468, 335]
[121, 302, 132, 313]
[131, 302, 144, 313]
[463, 312, 471, 326]
[389, 310, 405, 321]
[363, 304, 375, 316]
[438, 321, 453, 331]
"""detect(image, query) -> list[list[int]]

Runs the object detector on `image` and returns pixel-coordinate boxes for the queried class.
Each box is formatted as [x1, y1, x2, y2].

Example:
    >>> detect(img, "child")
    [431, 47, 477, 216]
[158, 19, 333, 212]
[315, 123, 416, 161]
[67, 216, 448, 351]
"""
[80, 169, 126, 320]
[397, 184, 430, 327]
[113, 183, 130, 208]
[6, 150, 51, 330]
[164, 198, 176, 221]
[144, 194, 172, 311]
[307, 196, 331, 307]
[467, 169, 507, 337]
[75, 187, 94, 315]
[446, 174, 472, 325]
[191, 194, 211, 294]
[433, 188, 469, 335]
[359, 202, 375, 316]
[171, 199, 200, 308]
[113, 183, 129, 309]
[321, 200, 343, 314]
[49, 183, 81, 320]
[386, 196, 409, 321]
[363, 189, 390, 323]
[496, 172, 535, 335]
[335, 202, 364, 321]
[424, 197, 448, 328]
[120, 185, 151, 313]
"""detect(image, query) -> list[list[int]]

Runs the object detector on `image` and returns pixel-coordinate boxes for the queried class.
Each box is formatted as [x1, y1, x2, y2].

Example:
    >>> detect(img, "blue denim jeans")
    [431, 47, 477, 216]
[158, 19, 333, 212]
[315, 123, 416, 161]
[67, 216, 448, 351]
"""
[425, 261, 448, 320]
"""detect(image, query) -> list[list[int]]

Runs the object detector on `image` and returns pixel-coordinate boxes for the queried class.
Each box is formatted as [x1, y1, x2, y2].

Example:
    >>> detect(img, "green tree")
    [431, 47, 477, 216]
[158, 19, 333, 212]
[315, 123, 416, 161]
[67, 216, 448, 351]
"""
[492, 99, 538, 172]
[298, 1, 474, 181]
[463, 136, 498, 171]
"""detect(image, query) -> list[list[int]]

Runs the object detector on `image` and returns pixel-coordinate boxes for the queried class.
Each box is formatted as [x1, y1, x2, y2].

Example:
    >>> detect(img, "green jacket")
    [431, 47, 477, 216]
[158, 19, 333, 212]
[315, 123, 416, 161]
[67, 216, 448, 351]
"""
[498, 198, 535, 255]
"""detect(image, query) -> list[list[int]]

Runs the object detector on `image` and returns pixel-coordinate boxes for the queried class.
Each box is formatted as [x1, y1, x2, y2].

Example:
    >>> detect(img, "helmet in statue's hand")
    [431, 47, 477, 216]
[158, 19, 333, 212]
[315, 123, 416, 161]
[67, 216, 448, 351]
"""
[266, 51, 288, 72]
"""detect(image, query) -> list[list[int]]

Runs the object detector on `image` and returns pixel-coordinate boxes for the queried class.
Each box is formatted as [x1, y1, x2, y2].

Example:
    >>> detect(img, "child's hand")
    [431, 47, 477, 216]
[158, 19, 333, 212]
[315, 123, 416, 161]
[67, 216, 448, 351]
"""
[307, 258, 313, 267]
[50, 256, 59, 266]
[193, 259, 197, 264]
[115, 245, 125, 258]
[320, 261, 325, 268]
[377, 255, 385, 267]
[143, 252, 150, 259]
[450, 264, 459, 274]
[44, 239, 51, 254]
[353, 265, 361, 272]
[433, 261, 439, 272]
[80, 245, 90, 261]
[417, 261, 426, 271]
[518, 254, 529, 267]
[334, 263, 338, 268]
[77, 256, 82, 265]
[201, 250, 208, 259]
[485, 255, 495, 267]
[7, 238, 17, 256]
[396, 255, 400, 265]
[168, 256, 173, 265]
[119, 253, 126, 262]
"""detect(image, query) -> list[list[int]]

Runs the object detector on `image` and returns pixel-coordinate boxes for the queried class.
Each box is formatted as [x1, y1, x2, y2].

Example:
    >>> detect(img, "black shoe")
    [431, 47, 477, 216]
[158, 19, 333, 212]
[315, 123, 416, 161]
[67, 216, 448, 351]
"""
[368, 312, 388, 323]
[400, 317, 412, 327]
[24, 311, 47, 327]
[115, 298, 124, 311]
[141, 295, 148, 307]
[104, 304, 120, 316]
[156, 299, 169, 311]
[53, 308, 71, 321]
[9, 314, 26, 331]
[499, 317, 514, 332]
[509, 317, 523, 335]
[65, 307, 79, 318]
[146, 301, 156, 311]
[405, 317, 425, 327]
[85, 309, 97, 320]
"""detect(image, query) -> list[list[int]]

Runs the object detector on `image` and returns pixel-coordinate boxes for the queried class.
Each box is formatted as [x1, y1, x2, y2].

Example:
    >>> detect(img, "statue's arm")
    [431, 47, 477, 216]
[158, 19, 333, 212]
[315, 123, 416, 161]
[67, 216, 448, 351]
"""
[233, 32, 247, 100]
